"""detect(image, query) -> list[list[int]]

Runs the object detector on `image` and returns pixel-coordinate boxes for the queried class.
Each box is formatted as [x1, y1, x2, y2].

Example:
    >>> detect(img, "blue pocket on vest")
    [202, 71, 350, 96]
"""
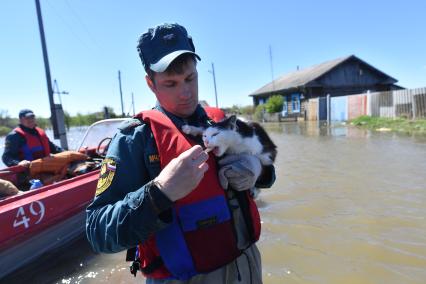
[179, 195, 231, 232]
[155, 195, 233, 280]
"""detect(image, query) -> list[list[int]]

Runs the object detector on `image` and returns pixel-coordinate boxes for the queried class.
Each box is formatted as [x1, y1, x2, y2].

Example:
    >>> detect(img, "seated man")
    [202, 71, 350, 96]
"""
[2, 109, 63, 167]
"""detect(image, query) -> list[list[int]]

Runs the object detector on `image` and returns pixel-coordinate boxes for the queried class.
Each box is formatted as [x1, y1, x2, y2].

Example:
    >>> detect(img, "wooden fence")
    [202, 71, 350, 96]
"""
[368, 87, 426, 119]
[305, 87, 426, 121]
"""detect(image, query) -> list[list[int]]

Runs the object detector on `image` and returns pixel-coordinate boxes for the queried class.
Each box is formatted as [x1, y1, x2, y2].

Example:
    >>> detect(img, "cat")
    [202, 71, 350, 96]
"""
[182, 115, 277, 198]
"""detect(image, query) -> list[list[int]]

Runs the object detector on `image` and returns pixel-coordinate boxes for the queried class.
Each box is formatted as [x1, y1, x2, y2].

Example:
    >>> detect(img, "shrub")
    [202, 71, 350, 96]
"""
[0, 126, 11, 136]
[265, 95, 284, 113]
[254, 104, 266, 121]
[240, 105, 255, 115]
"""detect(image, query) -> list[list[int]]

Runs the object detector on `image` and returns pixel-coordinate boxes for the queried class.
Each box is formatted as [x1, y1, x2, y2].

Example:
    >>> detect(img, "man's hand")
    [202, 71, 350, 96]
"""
[218, 154, 262, 191]
[154, 145, 209, 201]
[17, 160, 31, 167]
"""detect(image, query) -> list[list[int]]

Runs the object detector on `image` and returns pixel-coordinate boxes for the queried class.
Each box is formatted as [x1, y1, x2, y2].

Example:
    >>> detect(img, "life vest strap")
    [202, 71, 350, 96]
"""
[141, 256, 164, 274]
[130, 256, 164, 277]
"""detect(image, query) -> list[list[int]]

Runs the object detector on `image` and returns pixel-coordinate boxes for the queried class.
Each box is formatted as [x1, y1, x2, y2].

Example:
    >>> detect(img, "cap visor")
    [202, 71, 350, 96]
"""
[150, 50, 200, 72]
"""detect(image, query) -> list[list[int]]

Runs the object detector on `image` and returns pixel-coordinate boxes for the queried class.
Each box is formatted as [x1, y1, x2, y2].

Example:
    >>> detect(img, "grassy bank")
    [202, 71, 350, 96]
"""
[0, 126, 12, 136]
[351, 115, 426, 134]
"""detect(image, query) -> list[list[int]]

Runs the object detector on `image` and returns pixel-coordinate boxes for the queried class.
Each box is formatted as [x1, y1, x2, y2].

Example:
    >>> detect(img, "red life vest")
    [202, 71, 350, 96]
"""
[135, 110, 261, 280]
[14, 127, 51, 161]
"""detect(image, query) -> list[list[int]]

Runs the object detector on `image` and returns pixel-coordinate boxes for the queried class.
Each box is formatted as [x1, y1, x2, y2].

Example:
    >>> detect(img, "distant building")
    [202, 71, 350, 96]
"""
[249, 55, 403, 118]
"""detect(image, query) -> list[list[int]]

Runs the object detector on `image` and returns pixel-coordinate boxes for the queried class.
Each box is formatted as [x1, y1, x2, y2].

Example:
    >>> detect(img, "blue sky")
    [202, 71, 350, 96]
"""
[1, 0, 425, 117]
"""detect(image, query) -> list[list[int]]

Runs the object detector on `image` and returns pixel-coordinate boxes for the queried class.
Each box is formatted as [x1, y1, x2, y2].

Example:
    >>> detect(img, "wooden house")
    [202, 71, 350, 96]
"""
[249, 55, 403, 118]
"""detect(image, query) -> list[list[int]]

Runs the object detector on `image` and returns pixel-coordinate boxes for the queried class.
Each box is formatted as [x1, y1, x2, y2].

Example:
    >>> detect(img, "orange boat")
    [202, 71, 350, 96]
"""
[0, 118, 125, 278]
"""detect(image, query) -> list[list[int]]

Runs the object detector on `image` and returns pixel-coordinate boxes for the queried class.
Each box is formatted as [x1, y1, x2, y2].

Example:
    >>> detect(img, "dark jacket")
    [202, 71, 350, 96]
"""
[1, 125, 63, 167]
[85, 105, 275, 253]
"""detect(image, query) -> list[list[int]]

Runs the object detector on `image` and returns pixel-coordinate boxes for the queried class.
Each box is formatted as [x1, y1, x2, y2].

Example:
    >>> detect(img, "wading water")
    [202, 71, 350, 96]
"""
[2, 122, 426, 284]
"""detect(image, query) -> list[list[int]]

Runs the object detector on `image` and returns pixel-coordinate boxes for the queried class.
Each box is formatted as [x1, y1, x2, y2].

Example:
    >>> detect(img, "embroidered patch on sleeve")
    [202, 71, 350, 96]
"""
[96, 158, 117, 196]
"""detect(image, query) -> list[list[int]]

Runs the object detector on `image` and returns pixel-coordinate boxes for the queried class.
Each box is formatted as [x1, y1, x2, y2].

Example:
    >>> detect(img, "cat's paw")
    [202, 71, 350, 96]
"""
[181, 125, 191, 134]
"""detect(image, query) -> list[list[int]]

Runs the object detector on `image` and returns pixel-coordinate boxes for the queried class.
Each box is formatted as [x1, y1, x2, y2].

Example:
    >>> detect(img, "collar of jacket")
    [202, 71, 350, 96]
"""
[18, 124, 39, 136]
[154, 104, 209, 128]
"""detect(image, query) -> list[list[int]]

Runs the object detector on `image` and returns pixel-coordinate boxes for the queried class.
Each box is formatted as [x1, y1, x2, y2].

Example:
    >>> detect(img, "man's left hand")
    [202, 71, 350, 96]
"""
[218, 154, 262, 191]
[17, 160, 31, 168]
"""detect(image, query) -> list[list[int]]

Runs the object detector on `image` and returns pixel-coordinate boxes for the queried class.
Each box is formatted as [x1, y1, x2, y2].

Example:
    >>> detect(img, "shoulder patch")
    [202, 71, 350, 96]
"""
[96, 158, 117, 196]
[118, 118, 143, 132]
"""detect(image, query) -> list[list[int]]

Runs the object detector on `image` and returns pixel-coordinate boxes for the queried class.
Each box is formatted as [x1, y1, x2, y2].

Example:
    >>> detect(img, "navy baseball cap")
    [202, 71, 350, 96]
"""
[19, 109, 35, 118]
[137, 23, 201, 72]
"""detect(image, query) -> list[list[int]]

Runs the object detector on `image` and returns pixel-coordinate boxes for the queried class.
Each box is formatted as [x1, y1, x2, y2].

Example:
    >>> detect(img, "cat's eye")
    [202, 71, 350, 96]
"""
[211, 133, 219, 137]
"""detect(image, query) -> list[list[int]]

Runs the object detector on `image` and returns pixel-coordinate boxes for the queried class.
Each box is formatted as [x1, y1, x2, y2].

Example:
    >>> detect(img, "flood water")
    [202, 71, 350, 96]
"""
[2, 122, 426, 284]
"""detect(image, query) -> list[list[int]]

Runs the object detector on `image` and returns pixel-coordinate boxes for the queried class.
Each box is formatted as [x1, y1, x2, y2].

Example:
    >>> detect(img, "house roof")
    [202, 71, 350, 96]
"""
[250, 55, 397, 96]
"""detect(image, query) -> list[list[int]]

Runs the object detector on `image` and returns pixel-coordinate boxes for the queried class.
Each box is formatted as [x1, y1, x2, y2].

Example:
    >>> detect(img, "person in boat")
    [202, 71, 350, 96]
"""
[86, 23, 275, 283]
[1, 109, 63, 167]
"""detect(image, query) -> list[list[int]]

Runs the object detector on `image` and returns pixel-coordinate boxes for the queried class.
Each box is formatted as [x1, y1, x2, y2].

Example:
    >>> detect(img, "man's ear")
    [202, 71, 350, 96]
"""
[146, 75, 156, 93]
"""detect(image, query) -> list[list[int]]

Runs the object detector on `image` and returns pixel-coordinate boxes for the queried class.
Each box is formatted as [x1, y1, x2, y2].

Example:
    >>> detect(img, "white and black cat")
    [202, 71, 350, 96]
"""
[182, 115, 277, 197]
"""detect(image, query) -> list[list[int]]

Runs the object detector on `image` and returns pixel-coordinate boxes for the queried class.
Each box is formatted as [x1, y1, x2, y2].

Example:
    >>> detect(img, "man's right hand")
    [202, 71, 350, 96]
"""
[17, 160, 31, 167]
[154, 145, 209, 201]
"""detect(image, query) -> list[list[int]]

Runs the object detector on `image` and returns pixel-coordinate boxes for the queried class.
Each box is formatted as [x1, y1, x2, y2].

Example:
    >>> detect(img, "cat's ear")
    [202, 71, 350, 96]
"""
[228, 115, 237, 130]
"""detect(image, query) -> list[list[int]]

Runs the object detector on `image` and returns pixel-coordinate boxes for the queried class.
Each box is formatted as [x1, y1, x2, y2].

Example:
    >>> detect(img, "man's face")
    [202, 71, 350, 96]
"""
[147, 60, 198, 118]
[20, 116, 36, 129]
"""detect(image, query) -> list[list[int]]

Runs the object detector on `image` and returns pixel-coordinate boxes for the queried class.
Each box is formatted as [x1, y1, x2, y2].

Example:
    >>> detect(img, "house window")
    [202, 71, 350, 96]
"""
[291, 94, 300, 113]
[258, 98, 266, 104]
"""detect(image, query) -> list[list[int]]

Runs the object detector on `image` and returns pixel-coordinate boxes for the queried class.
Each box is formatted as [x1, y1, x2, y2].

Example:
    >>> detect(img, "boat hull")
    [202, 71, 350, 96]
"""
[0, 170, 99, 278]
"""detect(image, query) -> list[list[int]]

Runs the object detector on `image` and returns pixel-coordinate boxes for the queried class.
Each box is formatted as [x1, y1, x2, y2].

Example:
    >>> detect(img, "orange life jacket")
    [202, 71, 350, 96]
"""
[14, 127, 50, 161]
[135, 110, 260, 280]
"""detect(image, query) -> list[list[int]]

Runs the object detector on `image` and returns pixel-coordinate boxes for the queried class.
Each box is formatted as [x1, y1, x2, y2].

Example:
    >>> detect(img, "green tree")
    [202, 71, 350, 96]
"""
[64, 111, 72, 129]
[240, 105, 255, 115]
[36, 117, 51, 129]
[265, 95, 284, 113]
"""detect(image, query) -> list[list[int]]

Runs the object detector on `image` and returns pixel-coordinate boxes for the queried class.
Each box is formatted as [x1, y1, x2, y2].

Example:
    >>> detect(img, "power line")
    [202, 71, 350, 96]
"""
[45, 0, 95, 55]
[44, 0, 119, 71]
[63, 0, 105, 53]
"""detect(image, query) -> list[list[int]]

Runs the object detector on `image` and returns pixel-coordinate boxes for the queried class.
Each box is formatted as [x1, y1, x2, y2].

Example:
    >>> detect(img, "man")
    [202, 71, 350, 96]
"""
[86, 23, 275, 283]
[2, 109, 63, 167]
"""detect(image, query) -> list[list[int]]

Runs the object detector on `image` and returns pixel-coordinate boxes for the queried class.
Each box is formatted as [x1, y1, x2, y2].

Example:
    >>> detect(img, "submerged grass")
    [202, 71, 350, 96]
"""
[351, 115, 426, 134]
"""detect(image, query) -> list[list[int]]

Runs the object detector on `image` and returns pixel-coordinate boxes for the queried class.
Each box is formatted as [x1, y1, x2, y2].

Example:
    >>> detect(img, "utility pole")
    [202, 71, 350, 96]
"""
[269, 45, 275, 93]
[131, 92, 135, 116]
[118, 70, 125, 117]
[53, 79, 69, 105]
[35, 0, 68, 149]
[208, 63, 219, 108]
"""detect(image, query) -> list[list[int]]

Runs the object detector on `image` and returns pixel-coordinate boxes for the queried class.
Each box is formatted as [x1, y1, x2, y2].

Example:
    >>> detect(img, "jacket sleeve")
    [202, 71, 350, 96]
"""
[1, 132, 24, 167]
[48, 140, 63, 154]
[85, 123, 172, 253]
